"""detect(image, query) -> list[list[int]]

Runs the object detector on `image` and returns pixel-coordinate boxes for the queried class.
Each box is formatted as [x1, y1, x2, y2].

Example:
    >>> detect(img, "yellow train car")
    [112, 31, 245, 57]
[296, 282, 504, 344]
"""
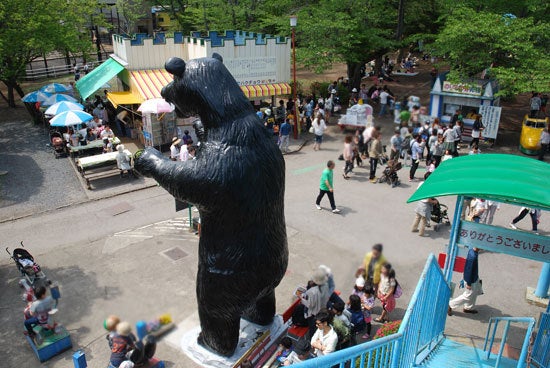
[519, 115, 548, 155]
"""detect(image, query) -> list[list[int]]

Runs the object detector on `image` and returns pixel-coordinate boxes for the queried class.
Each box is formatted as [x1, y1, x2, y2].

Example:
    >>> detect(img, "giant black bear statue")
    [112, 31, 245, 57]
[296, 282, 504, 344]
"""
[134, 54, 288, 357]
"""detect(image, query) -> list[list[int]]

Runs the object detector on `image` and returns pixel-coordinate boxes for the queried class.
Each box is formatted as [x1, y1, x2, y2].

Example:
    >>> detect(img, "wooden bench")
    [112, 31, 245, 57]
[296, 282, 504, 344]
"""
[283, 298, 309, 342]
[76, 151, 134, 190]
[83, 166, 122, 189]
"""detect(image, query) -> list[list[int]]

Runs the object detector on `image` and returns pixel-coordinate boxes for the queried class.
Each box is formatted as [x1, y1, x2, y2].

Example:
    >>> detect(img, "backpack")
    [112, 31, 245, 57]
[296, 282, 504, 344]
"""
[394, 281, 403, 298]
[401, 136, 411, 153]
[349, 309, 366, 333]
[291, 304, 308, 327]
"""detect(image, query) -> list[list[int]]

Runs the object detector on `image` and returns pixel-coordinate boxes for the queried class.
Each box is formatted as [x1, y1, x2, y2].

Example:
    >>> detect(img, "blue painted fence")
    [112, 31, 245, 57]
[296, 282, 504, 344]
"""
[483, 317, 536, 368]
[391, 253, 451, 367]
[531, 312, 550, 368]
[295, 254, 449, 368]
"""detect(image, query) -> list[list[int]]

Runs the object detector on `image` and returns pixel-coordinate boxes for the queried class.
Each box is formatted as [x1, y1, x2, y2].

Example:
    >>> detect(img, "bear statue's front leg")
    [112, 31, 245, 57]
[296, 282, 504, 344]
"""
[134, 147, 206, 205]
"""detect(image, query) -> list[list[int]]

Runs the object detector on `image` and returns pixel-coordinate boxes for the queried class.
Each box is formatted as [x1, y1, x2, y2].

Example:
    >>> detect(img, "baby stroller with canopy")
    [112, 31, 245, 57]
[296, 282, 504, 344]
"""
[49, 129, 67, 158]
[430, 201, 451, 231]
[378, 159, 401, 187]
[6, 242, 49, 287]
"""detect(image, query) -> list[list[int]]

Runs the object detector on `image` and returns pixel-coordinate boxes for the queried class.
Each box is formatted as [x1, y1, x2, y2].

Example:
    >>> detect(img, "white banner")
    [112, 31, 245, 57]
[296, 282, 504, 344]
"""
[478, 105, 502, 139]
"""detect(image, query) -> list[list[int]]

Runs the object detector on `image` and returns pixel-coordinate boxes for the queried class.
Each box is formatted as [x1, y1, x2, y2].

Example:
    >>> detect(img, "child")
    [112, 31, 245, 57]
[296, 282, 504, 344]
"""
[103, 138, 113, 153]
[441, 149, 453, 162]
[276, 336, 293, 364]
[347, 294, 367, 337]
[351, 277, 374, 338]
[360, 287, 375, 339]
[375, 263, 397, 323]
[424, 159, 435, 180]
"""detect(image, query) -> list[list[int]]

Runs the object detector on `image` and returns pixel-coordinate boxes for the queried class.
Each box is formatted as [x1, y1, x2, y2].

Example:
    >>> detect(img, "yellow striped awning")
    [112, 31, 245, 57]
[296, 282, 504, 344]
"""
[130, 69, 173, 101]
[239, 83, 292, 99]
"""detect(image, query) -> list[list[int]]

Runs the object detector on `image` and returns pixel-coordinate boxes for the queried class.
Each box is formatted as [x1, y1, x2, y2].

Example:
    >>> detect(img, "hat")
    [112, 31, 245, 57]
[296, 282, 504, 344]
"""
[294, 339, 311, 355]
[395, 127, 400, 133]
[117, 144, 125, 152]
[331, 89, 337, 94]
[355, 276, 366, 288]
[352, 88, 358, 93]
[116, 321, 132, 336]
[119, 362, 134, 368]
[172, 137, 181, 145]
[312, 268, 328, 286]
[265, 109, 272, 116]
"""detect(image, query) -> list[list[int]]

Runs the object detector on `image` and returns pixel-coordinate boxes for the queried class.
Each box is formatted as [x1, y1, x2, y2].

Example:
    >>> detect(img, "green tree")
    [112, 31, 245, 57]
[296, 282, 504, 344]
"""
[432, 6, 550, 96]
[116, 0, 148, 35]
[0, 0, 99, 107]
[294, 0, 399, 90]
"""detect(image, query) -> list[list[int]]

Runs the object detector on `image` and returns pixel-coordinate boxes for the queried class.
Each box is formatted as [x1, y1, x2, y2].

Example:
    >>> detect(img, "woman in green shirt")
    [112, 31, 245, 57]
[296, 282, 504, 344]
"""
[315, 160, 341, 213]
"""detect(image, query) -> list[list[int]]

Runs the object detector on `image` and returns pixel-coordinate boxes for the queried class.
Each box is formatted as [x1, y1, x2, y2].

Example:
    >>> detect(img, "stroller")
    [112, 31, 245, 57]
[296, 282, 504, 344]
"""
[6, 242, 49, 287]
[378, 159, 401, 187]
[49, 129, 67, 158]
[430, 201, 451, 231]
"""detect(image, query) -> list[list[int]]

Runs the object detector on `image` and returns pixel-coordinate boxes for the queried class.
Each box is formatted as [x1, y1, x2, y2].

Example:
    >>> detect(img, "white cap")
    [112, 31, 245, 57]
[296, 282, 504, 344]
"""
[355, 276, 365, 288]
[352, 88, 358, 93]
[265, 109, 271, 116]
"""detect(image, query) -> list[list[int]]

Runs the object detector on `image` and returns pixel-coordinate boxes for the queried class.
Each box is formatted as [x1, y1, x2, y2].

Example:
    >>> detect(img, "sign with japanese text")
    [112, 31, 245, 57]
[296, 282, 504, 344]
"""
[442, 81, 483, 96]
[458, 221, 550, 263]
[478, 105, 502, 139]
[225, 57, 278, 86]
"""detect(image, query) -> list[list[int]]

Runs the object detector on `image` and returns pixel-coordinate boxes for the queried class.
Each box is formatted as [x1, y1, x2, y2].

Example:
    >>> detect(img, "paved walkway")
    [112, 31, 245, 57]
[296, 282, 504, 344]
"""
[0, 116, 547, 367]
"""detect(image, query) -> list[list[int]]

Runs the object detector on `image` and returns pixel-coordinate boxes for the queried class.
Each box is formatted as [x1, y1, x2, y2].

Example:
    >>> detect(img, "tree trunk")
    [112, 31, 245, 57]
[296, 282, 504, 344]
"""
[0, 89, 9, 104]
[395, 0, 405, 41]
[3, 80, 16, 108]
[347, 61, 365, 91]
[2, 79, 25, 107]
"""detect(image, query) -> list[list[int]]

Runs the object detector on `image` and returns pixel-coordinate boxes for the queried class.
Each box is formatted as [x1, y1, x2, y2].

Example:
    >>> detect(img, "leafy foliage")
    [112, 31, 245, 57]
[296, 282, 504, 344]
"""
[432, 6, 550, 96]
[0, 0, 99, 106]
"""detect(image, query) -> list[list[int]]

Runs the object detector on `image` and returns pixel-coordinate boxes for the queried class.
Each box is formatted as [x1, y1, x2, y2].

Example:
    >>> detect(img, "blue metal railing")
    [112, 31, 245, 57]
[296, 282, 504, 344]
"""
[295, 254, 449, 368]
[529, 313, 549, 368]
[294, 333, 403, 368]
[391, 253, 451, 367]
[482, 317, 536, 368]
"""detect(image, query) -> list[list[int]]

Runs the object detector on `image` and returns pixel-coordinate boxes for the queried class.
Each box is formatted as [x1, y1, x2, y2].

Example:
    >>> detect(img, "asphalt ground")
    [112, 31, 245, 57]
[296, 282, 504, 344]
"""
[0, 115, 548, 368]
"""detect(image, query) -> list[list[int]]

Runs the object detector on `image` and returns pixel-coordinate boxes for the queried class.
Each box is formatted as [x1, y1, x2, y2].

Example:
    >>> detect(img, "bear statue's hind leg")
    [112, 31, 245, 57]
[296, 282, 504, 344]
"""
[242, 288, 276, 326]
[197, 312, 240, 357]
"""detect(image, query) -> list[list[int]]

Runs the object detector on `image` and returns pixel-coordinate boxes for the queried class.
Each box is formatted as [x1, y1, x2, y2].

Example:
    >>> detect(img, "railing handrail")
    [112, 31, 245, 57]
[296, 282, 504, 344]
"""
[483, 316, 536, 368]
[488, 317, 536, 323]
[397, 254, 445, 331]
[294, 333, 403, 367]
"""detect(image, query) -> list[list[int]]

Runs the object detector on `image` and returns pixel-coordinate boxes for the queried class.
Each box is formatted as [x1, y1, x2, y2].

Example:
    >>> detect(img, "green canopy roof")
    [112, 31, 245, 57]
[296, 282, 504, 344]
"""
[407, 154, 550, 211]
[75, 58, 124, 101]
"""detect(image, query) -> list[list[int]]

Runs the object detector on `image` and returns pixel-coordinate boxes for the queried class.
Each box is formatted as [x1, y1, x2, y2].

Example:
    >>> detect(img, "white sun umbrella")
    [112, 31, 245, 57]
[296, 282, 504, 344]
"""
[49, 110, 93, 127]
[42, 93, 78, 107]
[44, 101, 84, 116]
[137, 98, 175, 114]
[40, 83, 71, 94]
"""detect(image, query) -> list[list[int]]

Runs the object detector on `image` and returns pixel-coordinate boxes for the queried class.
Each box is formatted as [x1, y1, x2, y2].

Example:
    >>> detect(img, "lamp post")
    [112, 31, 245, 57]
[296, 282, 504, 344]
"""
[290, 15, 298, 139]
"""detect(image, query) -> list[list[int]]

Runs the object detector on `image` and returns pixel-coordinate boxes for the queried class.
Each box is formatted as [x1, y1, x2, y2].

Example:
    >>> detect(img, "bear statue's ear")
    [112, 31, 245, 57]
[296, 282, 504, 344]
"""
[212, 53, 223, 63]
[165, 57, 186, 78]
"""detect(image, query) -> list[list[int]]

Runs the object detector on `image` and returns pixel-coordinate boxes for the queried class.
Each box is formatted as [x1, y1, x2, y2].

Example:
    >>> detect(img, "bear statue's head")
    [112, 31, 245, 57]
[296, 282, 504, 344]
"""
[161, 53, 252, 129]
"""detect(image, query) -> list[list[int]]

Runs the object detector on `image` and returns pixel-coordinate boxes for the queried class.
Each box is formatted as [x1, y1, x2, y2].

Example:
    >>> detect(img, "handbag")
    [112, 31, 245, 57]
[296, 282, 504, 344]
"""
[309, 126, 314, 134]
[394, 282, 403, 298]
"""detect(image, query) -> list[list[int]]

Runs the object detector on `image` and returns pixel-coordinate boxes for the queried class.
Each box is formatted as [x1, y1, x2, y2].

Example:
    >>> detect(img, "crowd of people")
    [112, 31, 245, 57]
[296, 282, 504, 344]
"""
[275, 244, 400, 365]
